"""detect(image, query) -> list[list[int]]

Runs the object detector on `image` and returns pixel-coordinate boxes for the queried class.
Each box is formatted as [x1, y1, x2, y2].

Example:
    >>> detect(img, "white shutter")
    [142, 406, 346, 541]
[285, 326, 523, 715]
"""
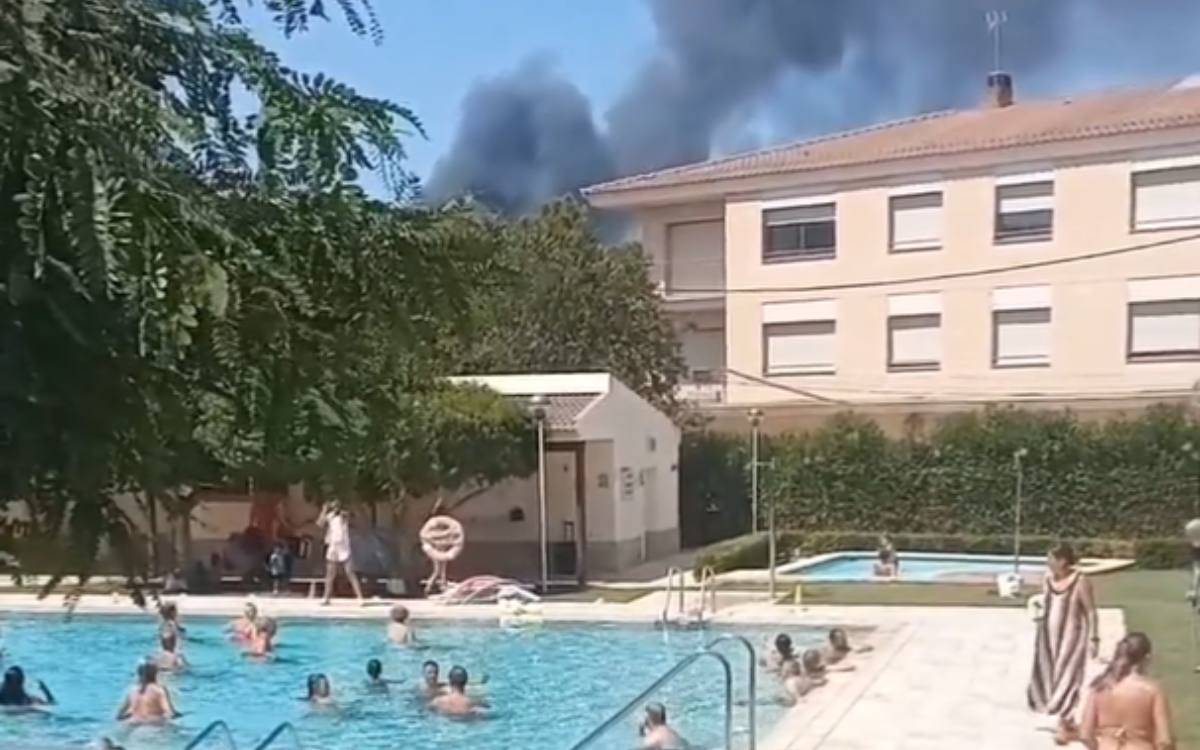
[995, 309, 1051, 367]
[888, 292, 942, 316]
[763, 299, 836, 323]
[1130, 301, 1200, 355]
[1133, 167, 1200, 230]
[666, 220, 724, 292]
[890, 193, 943, 250]
[992, 285, 1051, 311]
[765, 322, 835, 374]
[889, 316, 941, 367]
[998, 191, 1054, 214]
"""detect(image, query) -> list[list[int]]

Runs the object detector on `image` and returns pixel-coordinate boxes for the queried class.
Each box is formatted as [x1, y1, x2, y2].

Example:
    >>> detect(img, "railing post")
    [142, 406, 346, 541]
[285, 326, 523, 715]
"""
[706, 634, 758, 750]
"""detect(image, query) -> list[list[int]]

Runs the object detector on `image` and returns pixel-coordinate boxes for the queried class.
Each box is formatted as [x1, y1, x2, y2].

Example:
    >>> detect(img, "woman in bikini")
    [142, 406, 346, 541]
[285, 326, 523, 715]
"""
[1079, 632, 1173, 750]
[1027, 542, 1099, 744]
[116, 663, 181, 724]
[0, 666, 54, 709]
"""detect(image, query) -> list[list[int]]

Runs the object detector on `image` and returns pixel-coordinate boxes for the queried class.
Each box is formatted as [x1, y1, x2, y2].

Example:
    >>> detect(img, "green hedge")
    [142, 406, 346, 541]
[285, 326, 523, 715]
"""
[693, 531, 1190, 578]
[683, 406, 1200, 543]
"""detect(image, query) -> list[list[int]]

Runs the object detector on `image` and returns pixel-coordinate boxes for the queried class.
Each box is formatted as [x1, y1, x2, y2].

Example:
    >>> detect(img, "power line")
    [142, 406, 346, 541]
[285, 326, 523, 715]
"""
[660, 230, 1200, 295]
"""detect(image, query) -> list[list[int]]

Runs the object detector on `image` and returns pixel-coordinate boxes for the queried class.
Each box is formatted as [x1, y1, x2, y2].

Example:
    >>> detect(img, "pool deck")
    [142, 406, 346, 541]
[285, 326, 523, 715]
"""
[0, 592, 1124, 750]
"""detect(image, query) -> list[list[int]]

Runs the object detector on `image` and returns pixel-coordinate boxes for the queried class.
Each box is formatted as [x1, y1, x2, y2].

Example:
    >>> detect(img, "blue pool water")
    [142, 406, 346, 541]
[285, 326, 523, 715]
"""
[0, 613, 814, 750]
[778, 552, 1047, 582]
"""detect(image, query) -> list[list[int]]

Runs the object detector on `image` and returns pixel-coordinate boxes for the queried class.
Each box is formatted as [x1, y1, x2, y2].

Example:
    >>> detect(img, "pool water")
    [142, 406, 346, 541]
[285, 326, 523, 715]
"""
[779, 552, 1047, 582]
[0, 613, 814, 750]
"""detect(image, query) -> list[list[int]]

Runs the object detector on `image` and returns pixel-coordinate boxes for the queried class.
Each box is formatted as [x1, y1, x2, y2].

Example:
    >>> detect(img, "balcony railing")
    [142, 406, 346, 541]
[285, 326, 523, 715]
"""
[678, 370, 726, 403]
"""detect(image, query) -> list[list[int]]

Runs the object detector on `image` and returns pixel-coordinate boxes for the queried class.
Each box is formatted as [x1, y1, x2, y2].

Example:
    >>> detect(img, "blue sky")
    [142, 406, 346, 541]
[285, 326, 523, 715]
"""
[248, 1, 654, 181]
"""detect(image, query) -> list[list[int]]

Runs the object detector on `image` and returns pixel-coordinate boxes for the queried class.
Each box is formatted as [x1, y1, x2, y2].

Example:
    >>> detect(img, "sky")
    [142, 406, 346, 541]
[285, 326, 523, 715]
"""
[247, 1, 656, 182]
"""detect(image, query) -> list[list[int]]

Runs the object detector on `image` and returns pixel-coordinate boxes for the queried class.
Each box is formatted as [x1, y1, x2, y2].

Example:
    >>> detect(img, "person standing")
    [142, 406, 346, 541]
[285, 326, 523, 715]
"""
[317, 500, 364, 606]
[1027, 542, 1099, 743]
[1079, 633, 1173, 750]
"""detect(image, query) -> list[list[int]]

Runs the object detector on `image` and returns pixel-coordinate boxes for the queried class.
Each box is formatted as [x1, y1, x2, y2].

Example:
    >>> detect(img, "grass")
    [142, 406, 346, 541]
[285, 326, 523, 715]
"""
[768, 570, 1196, 749]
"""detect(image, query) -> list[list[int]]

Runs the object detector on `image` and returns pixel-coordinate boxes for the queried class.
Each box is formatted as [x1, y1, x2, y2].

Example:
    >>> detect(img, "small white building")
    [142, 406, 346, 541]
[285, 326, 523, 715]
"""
[449, 372, 681, 584]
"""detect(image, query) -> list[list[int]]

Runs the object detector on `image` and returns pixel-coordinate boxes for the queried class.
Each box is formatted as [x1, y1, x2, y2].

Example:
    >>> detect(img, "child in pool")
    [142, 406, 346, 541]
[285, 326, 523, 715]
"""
[388, 605, 415, 645]
[246, 617, 277, 658]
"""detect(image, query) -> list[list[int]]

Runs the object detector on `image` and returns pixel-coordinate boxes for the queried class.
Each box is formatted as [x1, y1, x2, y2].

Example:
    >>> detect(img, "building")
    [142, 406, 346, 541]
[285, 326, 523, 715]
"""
[585, 74, 1200, 433]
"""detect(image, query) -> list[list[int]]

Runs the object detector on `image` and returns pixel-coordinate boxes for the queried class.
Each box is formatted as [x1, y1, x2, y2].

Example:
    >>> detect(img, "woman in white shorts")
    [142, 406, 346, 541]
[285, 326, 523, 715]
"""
[318, 500, 364, 605]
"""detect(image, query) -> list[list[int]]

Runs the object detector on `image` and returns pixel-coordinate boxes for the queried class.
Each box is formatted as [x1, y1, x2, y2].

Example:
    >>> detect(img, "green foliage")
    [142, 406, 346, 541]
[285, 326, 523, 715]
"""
[694, 531, 1189, 577]
[678, 430, 749, 547]
[445, 199, 686, 414]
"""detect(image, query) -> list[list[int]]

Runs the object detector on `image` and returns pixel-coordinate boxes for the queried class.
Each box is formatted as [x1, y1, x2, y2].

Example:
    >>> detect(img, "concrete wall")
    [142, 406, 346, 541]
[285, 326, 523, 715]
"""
[633, 147, 1200, 408]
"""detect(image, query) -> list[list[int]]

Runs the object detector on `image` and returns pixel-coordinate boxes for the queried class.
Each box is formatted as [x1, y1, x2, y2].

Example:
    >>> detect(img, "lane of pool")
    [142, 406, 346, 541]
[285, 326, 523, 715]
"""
[777, 552, 1048, 582]
[0, 613, 815, 750]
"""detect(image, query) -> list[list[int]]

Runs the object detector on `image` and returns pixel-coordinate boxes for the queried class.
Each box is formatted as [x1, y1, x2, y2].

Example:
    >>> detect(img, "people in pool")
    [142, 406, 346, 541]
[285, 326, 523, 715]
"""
[388, 604, 415, 645]
[638, 702, 688, 749]
[246, 617, 277, 658]
[873, 535, 899, 578]
[158, 601, 185, 642]
[366, 659, 396, 692]
[780, 650, 829, 705]
[305, 673, 334, 706]
[116, 662, 181, 723]
[419, 660, 445, 698]
[430, 666, 487, 717]
[156, 630, 188, 672]
[763, 633, 794, 674]
[823, 628, 872, 666]
[229, 602, 258, 641]
[0, 666, 54, 708]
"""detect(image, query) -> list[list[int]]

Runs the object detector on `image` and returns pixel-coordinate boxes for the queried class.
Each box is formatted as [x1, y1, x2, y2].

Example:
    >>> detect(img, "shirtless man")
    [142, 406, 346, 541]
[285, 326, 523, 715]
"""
[365, 659, 392, 693]
[780, 655, 826, 705]
[418, 660, 444, 698]
[388, 605, 415, 645]
[762, 633, 794, 674]
[823, 628, 872, 667]
[116, 663, 181, 723]
[156, 630, 188, 672]
[228, 602, 258, 642]
[638, 702, 688, 749]
[430, 666, 486, 717]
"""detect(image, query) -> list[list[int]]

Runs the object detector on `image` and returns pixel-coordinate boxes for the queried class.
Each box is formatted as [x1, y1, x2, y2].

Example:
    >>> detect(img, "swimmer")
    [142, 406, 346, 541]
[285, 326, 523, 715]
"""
[387, 604, 415, 645]
[0, 666, 55, 708]
[638, 702, 688, 750]
[365, 659, 395, 692]
[246, 617, 277, 658]
[430, 666, 487, 717]
[762, 633, 794, 674]
[158, 601, 185, 640]
[780, 656, 825, 705]
[418, 660, 444, 698]
[228, 602, 258, 641]
[116, 662, 181, 723]
[823, 628, 872, 666]
[305, 673, 334, 706]
[156, 630, 188, 672]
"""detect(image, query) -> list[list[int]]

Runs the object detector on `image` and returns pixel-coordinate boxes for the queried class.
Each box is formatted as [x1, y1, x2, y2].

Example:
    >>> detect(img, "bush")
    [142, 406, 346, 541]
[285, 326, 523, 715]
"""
[693, 530, 1185, 578]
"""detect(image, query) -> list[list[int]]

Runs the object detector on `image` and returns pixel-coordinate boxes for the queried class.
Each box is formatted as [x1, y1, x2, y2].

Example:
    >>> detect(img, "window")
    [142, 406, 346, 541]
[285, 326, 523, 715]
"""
[995, 181, 1054, 243]
[889, 192, 943, 252]
[762, 204, 836, 263]
[887, 293, 942, 371]
[992, 286, 1051, 368]
[762, 300, 836, 375]
[666, 220, 724, 293]
[1127, 277, 1200, 362]
[1132, 166, 1200, 231]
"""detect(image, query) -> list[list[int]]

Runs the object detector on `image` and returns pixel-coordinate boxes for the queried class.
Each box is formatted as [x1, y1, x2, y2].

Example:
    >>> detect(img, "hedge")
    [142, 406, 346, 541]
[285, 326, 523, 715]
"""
[683, 405, 1200, 543]
[693, 531, 1190, 578]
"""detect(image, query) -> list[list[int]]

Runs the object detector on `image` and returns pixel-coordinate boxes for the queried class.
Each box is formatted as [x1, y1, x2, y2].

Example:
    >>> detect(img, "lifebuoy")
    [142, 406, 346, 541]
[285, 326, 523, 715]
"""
[420, 516, 465, 563]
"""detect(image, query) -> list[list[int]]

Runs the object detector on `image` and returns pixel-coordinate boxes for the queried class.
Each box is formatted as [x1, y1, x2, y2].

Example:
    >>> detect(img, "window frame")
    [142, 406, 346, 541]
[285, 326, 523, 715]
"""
[886, 313, 942, 372]
[1129, 165, 1200, 233]
[762, 320, 837, 376]
[991, 307, 1052, 369]
[994, 180, 1055, 244]
[1126, 298, 1200, 363]
[761, 203, 837, 264]
[888, 191, 944, 253]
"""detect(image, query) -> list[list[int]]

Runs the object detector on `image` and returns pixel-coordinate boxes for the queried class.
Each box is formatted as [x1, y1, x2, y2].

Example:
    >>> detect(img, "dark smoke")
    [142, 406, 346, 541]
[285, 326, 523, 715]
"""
[427, 0, 1200, 214]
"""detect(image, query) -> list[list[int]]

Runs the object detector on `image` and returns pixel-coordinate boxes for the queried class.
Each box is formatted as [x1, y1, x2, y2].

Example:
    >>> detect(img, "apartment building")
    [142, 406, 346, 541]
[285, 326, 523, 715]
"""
[584, 74, 1200, 431]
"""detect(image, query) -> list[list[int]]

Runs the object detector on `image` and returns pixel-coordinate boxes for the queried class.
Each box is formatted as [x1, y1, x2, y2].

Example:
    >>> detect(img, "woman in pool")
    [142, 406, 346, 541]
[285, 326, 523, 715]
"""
[1079, 633, 1173, 750]
[228, 602, 258, 642]
[246, 617, 277, 659]
[388, 604, 415, 645]
[0, 666, 55, 708]
[873, 535, 899, 578]
[305, 673, 335, 706]
[1028, 542, 1099, 744]
[823, 628, 873, 666]
[158, 601, 185, 641]
[156, 630, 188, 672]
[116, 662, 180, 723]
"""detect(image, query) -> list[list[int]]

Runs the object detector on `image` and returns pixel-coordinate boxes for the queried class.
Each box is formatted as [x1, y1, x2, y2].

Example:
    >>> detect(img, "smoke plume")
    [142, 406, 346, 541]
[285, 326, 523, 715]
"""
[427, 0, 1200, 214]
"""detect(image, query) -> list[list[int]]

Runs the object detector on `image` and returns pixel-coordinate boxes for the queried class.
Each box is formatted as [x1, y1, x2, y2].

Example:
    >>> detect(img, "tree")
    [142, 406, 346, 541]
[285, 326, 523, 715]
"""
[448, 199, 686, 414]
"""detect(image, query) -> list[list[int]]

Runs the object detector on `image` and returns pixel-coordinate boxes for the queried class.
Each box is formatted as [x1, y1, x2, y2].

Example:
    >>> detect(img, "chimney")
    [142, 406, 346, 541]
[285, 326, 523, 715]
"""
[986, 71, 1014, 108]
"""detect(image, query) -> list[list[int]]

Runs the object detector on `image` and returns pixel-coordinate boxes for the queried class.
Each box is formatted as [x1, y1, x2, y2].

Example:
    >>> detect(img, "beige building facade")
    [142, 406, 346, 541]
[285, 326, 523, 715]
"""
[587, 78, 1200, 431]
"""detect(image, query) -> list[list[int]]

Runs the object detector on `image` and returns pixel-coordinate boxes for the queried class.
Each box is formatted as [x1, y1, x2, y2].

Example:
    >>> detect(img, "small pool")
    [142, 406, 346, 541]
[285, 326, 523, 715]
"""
[0, 613, 812, 750]
[778, 551, 1047, 582]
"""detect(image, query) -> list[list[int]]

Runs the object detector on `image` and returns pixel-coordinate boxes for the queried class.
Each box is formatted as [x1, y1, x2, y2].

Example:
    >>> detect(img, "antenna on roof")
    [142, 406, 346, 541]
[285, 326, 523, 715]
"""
[986, 10, 1008, 72]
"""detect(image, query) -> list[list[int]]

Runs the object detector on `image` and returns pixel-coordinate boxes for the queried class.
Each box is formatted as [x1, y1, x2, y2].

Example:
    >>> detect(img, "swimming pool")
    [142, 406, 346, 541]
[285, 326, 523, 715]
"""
[777, 551, 1047, 582]
[0, 613, 813, 749]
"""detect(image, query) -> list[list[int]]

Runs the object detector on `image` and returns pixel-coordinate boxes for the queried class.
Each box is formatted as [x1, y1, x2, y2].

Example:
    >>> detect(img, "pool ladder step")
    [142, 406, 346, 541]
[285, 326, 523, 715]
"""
[183, 720, 302, 750]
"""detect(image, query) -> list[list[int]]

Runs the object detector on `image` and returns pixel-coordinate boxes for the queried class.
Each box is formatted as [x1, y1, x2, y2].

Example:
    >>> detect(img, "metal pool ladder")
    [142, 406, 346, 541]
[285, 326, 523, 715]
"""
[706, 634, 759, 750]
[253, 722, 303, 750]
[567, 650, 735, 750]
[184, 720, 237, 750]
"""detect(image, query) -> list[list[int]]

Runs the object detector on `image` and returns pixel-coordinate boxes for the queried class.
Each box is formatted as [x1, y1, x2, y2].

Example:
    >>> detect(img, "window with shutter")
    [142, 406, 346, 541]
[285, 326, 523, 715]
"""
[995, 181, 1054, 243]
[889, 192, 943, 252]
[1132, 166, 1200, 231]
[887, 314, 941, 371]
[762, 204, 836, 263]
[1128, 299, 1200, 361]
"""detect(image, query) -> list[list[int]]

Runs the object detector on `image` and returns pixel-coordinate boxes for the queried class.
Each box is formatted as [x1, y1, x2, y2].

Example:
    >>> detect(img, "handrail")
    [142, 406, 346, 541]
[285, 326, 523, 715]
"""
[568, 650, 733, 750]
[706, 634, 758, 750]
[661, 566, 686, 623]
[184, 720, 238, 750]
[697, 565, 718, 617]
[253, 721, 303, 750]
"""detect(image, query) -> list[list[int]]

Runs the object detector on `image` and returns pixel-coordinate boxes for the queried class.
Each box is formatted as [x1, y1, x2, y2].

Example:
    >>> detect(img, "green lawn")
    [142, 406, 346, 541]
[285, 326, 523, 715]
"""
[776, 571, 1197, 749]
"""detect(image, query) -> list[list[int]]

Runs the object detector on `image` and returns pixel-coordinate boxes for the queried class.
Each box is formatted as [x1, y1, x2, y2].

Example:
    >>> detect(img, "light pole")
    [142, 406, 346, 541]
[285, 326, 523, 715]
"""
[748, 409, 763, 533]
[1013, 448, 1028, 577]
[529, 395, 550, 595]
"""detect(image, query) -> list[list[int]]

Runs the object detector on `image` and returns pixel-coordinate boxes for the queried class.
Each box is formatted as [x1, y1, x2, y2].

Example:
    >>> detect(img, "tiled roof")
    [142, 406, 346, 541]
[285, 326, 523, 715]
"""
[516, 394, 600, 430]
[584, 81, 1200, 197]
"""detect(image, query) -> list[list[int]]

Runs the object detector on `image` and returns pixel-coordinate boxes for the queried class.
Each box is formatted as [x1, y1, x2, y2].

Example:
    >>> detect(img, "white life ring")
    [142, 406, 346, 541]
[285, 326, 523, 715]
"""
[420, 516, 465, 563]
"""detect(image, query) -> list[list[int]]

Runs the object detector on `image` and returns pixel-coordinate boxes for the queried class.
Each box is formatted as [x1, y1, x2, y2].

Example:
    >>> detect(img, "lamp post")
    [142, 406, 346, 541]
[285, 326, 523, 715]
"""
[1013, 448, 1028, 577]
[748, 409, 763, 533]
[529, 395, 550, 595]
